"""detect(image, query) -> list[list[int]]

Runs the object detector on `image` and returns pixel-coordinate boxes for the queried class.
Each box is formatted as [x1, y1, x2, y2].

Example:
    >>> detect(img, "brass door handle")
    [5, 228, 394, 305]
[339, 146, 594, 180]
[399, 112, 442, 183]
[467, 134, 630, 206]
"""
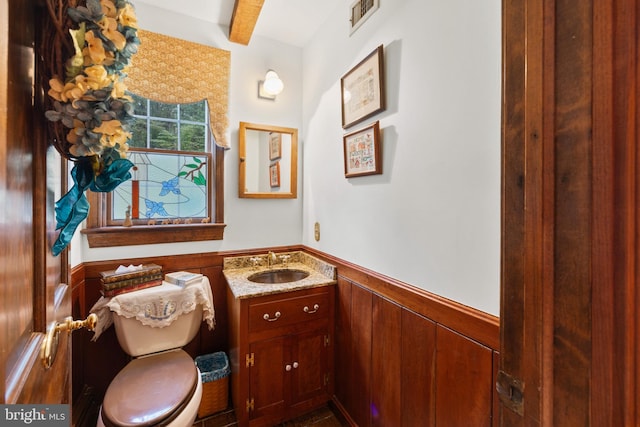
[56, 314, 98, 334]
[40, 313, 98, 369]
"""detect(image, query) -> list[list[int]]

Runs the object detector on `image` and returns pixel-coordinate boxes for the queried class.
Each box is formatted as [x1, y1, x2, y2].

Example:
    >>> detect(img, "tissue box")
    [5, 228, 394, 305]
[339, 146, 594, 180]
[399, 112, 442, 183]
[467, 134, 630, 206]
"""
[165, 271, 203, 288]
[100, 264, 163, 283]
[100, 264, 163, 297]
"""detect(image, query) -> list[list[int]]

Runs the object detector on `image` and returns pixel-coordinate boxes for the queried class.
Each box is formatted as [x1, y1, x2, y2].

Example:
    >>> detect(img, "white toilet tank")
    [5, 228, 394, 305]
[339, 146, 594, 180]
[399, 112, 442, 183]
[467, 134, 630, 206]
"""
[113, 304, 203, 357]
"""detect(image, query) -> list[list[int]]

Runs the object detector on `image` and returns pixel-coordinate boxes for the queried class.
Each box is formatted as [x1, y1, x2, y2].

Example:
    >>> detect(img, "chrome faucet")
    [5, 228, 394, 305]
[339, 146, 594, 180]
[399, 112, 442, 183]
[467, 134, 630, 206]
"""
[267, 251, 277, 268]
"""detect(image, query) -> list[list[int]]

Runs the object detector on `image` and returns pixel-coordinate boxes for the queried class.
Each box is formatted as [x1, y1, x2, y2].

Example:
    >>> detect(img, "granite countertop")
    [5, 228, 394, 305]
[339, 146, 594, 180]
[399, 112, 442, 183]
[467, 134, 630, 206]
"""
[223, 251, 336, 299]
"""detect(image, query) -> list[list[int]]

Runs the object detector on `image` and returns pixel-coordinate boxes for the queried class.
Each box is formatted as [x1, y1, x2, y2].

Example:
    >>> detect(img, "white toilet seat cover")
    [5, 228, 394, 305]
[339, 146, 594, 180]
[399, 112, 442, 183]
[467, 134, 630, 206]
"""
[101, 349, 198, 427]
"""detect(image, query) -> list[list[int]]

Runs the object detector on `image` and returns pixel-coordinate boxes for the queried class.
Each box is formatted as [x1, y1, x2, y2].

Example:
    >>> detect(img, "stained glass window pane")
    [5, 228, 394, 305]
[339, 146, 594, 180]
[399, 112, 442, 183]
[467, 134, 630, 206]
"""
[111, 150, 210, 222]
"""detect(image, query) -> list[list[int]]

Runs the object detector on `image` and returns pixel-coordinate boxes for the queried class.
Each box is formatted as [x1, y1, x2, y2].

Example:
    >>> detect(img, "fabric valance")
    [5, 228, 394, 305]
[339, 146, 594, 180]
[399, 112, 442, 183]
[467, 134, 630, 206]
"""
[125, 29, 231, 149]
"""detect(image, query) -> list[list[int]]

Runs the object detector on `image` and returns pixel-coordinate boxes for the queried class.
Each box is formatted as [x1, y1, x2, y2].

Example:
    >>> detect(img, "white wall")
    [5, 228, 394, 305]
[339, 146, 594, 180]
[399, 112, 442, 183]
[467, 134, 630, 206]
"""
[75, 3, 305, 263]
[301, 0, 501, 315]
[73, 0, 502, 316]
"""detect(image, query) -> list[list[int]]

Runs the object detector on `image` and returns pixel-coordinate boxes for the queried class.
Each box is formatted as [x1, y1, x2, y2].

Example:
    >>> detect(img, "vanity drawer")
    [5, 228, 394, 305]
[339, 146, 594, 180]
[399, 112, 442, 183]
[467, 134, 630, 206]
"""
[248, 290, 329, 332]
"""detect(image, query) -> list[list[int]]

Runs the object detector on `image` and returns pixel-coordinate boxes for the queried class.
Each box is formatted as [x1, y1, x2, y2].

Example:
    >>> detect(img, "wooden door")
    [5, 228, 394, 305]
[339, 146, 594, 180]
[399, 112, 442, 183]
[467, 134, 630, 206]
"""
[1, 0, 72, 408]
[500, 0, 639, 425]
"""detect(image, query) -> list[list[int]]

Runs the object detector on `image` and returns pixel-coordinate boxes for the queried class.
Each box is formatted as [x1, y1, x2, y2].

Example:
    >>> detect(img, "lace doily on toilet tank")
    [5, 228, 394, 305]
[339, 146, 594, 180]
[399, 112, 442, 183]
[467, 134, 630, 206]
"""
[90, 277, 215, 341]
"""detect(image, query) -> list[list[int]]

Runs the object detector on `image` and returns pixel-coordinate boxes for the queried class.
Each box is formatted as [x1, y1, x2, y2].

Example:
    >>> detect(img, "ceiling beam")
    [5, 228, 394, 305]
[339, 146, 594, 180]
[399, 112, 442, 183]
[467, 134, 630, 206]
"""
[229, 0, 264, 45]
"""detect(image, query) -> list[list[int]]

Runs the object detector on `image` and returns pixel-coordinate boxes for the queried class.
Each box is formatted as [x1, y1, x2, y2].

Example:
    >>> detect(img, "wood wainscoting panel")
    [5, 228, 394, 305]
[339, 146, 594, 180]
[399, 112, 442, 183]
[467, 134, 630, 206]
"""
[349, 284, 373, 427]
[306, 248, 499, 351]
[331, 274, 497, 427]
[435, 325, 493, 426]
[371, 296, 402, 427]
[334, 278, 353, 416]
[401, 309, 436, 427]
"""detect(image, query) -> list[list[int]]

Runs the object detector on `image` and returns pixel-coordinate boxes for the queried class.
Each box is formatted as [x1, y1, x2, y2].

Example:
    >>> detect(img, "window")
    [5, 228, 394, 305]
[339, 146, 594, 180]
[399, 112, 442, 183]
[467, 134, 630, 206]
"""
[129, 94, 209, 152]
[110, 95, 210, 225]
[82, 96, 225, 247]
[109, 150, 211, 225]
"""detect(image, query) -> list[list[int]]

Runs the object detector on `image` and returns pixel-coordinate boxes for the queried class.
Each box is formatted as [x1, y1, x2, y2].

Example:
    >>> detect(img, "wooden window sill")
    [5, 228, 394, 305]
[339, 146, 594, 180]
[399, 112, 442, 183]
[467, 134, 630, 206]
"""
[81, 223, 226, 248]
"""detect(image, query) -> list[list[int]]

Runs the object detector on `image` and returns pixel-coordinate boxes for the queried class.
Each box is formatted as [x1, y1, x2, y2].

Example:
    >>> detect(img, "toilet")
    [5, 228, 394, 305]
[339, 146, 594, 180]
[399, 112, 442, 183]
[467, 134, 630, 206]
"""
[96, 283, 213, 427]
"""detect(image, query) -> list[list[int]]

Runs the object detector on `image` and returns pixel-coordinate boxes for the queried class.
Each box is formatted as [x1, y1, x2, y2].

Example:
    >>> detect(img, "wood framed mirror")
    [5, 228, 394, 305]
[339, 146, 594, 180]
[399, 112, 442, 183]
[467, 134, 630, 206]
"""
[238, 122, 298, 199]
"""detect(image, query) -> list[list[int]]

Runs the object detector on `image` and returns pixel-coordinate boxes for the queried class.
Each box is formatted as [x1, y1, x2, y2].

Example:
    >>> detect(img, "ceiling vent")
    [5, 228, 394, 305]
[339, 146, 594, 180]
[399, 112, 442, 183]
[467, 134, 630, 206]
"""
[349, 0, 379, 35]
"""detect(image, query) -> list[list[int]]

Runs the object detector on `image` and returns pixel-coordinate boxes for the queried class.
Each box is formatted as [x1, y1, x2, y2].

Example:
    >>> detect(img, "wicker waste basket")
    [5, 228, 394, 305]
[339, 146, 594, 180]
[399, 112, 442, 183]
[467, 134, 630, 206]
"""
[195, 352, 230, 418]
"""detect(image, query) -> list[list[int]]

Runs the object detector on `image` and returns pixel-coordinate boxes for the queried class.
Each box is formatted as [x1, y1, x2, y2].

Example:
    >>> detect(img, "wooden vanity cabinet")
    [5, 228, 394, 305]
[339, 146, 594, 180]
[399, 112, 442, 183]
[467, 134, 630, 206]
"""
[227, 286, 335, 427]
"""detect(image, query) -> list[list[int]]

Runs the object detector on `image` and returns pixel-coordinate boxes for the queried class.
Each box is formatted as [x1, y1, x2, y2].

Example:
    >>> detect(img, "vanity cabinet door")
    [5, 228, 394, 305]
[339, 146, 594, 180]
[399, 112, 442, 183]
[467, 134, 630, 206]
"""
[289, 327, 330, 407]
[249, 336, 287, 422]
[248, 327, 330, 424]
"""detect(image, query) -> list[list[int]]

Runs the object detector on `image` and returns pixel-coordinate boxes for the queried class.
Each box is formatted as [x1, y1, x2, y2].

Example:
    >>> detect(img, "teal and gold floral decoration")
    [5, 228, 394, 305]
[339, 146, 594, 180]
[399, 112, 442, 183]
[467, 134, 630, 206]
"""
[44, 0, 140, 255]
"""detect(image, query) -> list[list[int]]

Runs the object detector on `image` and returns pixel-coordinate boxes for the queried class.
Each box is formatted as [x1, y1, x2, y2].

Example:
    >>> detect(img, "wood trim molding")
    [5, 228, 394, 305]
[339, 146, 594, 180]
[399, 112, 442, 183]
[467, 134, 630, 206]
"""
[82, 223, 226, 247]
[75, 245, 499, 351]
[79, 245, 301, 278]
[70, 263, 84, 289]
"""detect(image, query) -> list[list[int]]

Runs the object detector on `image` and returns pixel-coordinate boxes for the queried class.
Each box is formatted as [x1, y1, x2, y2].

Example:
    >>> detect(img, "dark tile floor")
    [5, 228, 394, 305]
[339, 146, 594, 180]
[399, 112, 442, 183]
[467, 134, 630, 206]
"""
[276, 407, 345, 427]
[195, 406, 347, 427]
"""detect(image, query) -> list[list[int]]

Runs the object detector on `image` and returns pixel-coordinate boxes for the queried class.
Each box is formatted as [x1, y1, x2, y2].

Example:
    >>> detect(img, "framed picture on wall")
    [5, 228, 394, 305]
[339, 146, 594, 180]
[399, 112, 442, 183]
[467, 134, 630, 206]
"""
[340, 45, 385, 129]
[269, 132, 282, 160]
[343, 121, 381, 178]
[269, 162, 281, 187]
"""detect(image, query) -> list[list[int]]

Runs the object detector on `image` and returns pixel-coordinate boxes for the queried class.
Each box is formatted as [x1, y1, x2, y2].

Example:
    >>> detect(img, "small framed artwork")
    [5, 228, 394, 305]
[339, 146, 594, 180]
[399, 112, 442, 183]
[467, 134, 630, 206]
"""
[269, 132, 282, 160]
[343, 121, 381, 178]
[269, 162, 281, 187]
[340, 45, 385, 129]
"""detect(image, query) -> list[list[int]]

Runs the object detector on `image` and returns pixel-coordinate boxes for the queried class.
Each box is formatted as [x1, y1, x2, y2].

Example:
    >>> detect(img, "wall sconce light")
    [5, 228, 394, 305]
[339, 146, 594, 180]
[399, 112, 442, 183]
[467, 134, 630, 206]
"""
[258, 69, 284, 100]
